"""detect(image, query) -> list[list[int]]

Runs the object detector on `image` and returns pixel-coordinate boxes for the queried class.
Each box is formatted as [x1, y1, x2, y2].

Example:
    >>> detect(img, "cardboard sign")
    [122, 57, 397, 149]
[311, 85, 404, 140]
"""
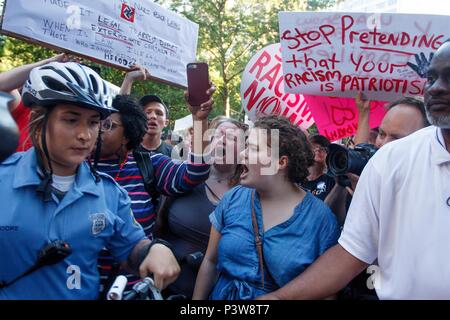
[304, 95, 387, 141]
[240, 43, 314, 130]
[1, 0, 199, 88]
[279, 12, 450, 101]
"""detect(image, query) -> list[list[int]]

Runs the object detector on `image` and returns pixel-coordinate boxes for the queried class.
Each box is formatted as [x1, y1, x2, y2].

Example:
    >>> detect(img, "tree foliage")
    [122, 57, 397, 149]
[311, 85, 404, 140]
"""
[306, 0, 337, 11]
[168, 0, 307, 121]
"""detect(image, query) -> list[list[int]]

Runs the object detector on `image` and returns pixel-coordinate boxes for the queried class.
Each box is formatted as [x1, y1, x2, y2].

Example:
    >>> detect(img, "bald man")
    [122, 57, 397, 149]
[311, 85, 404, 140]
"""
[375, 97, 429, 148]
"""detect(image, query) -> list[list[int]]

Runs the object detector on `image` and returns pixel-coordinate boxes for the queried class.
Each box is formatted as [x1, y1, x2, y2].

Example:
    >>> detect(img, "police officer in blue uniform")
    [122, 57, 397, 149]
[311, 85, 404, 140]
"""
[0, 62, 179, 299]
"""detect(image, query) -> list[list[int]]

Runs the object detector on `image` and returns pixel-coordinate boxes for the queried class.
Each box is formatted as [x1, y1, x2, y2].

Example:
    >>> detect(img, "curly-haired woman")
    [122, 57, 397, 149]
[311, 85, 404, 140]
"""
[193, 115, 340, 300]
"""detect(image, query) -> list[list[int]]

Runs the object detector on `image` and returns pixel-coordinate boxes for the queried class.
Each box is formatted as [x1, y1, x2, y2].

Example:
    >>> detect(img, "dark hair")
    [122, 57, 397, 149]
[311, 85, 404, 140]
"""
[309, 134, 331, 149]
[112, 95, 148, 150]
[385, 96, 430, 127]
[28, 106, 51, 150]
[253, 115, 314, 184]
[139, 95, 169, 118]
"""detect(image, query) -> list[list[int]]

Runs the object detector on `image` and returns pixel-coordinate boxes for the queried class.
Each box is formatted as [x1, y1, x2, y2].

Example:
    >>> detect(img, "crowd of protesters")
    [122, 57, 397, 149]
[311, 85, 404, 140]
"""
[0, 38, 449, 300]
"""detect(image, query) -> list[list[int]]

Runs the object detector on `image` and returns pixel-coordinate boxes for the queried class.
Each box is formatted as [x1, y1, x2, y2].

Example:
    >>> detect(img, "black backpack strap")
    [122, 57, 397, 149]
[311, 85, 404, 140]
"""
[133, 150, 159, 207]
[154, 194, 178, 237]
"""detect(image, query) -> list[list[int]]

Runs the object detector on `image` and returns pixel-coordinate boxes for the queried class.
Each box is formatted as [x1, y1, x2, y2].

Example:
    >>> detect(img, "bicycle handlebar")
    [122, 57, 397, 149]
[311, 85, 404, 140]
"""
[111, 276, 163, 300]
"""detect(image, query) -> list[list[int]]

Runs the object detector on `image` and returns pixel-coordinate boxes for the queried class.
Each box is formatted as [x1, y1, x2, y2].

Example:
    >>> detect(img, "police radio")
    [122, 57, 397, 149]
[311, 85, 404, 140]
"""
[0, 240, 71, 289]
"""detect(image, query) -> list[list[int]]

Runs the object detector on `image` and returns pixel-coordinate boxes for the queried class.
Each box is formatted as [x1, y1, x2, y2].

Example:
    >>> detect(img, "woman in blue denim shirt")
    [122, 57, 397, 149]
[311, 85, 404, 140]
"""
[193, 116, 340, 300]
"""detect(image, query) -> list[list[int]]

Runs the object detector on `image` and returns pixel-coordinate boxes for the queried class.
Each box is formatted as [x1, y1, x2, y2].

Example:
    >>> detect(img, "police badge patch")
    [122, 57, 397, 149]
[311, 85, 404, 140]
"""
[90, 213, 107, 235]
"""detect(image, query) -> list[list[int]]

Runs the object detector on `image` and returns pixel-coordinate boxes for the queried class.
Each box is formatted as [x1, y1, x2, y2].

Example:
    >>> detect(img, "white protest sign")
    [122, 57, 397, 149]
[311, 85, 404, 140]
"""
[278, 12, 450, 101]
[1, 0, 199, 88]
[240, 43, 314, 130]
[174, 114, 193, 132]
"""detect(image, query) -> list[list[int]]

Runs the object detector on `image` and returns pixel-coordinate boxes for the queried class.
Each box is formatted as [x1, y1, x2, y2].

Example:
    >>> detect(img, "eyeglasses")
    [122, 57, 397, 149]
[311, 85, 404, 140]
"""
[312, 147, 327, 153]
[101, 119, 123, 131]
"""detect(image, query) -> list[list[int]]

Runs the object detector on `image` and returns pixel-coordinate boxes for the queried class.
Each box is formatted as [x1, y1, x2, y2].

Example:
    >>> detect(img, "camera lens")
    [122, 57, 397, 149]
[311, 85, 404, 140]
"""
[332, 150, 348, 174]
[326, 144, 349, 176]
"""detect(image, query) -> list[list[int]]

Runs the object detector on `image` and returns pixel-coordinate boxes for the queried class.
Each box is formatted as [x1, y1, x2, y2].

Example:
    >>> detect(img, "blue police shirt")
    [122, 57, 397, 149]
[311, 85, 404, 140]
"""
[0, 149, 146, 299]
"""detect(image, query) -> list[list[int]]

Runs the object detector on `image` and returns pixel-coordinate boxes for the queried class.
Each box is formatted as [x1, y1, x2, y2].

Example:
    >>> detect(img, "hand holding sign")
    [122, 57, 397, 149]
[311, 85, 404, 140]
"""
[119, 64, 151, 95]
[125, 64, 151, 82]
[50, 53, 71, 63]
[355, 92, 370, 113]
[406, 52, 434, 79]
[43, 53, 79, 65]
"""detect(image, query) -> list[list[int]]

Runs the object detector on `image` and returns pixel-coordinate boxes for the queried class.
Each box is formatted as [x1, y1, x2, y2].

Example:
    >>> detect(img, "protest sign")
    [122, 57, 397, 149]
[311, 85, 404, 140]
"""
[304, 95, 387, 141]
[278, 12, 450, 101]
[174, 114, 193, 133]
[1, 0, 199, 88]
[240, 43, 314, 130]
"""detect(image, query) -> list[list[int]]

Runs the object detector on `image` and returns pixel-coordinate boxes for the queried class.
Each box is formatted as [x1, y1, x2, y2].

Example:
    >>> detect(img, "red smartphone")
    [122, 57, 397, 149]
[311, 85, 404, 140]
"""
[186, 62, 210, 106]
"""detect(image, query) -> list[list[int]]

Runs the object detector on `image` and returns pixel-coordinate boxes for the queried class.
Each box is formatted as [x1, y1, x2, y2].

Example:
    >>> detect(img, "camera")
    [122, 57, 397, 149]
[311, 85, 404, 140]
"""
[326, 143, 378, 176]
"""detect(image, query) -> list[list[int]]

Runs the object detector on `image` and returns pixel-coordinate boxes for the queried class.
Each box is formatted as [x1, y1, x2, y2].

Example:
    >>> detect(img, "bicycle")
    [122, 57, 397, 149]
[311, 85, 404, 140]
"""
[106, 251, 204, 300]
[107, 275, 187, 300]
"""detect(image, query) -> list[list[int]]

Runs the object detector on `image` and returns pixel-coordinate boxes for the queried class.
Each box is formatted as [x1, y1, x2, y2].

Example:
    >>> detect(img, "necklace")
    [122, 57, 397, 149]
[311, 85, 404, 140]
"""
[114, 153, 129, 181]
[209, 173, 234, 184]
[205, 182, 221, 202]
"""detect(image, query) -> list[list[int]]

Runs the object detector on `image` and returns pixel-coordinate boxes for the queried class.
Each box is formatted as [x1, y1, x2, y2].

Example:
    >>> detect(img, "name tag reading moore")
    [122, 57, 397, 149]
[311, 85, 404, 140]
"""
[1, 0, 199, 88]
[278, 11, 450, 101]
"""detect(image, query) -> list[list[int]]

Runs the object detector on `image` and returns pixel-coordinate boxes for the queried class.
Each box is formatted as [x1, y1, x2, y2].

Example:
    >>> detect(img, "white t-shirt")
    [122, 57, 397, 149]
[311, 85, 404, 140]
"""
[52, 174, 76, 193]
[339, 126, 450, 299]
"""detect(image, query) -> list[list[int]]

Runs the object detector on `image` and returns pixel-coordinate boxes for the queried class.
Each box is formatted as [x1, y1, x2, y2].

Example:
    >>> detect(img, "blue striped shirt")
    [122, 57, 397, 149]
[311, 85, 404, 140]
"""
[97, 151, 210, 296]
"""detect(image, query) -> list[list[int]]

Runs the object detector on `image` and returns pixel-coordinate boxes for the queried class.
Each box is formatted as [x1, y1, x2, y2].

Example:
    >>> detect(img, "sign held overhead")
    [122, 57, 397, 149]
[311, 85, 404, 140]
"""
[278, 12, 450, 101]
[1, 0, 199, 88]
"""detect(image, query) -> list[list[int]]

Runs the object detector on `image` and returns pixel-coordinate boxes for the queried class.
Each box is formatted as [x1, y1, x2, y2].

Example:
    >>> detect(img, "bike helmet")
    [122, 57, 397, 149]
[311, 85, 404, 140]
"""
[22, 62, 117, 119]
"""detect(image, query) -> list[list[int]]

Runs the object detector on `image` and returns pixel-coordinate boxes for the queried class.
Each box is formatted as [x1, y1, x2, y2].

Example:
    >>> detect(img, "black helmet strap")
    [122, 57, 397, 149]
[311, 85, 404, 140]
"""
[88, 125, 102, 183]
[36, 116, 53, 202]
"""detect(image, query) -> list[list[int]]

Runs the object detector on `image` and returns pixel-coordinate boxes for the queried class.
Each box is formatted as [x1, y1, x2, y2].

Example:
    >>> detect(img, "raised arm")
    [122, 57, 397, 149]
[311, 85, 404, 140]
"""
[146, 83, 216, 195]
[119, 64, 151, 95]
[0, 53, 69, 111]
[353, 92, 371, 145]
[0, 53, 69, 92]
[185, 83, 215, 156]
